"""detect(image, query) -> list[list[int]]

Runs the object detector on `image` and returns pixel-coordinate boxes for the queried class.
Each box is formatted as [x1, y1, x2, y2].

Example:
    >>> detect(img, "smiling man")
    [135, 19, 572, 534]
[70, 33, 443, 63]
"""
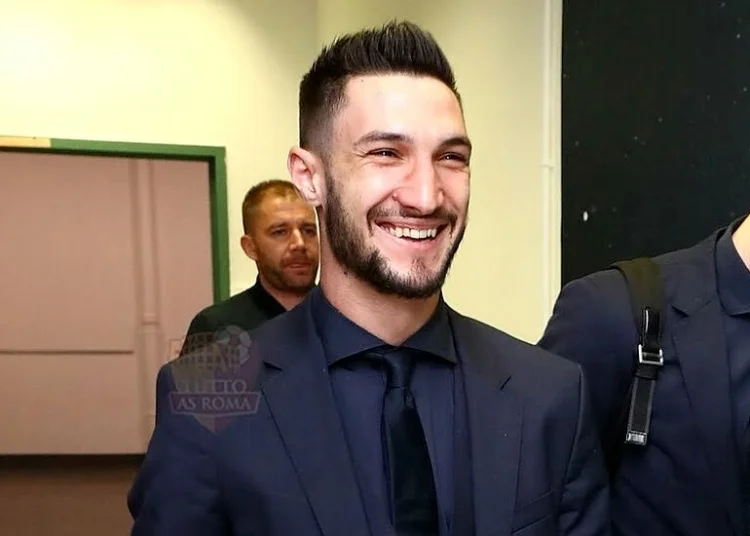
[128, 21, 610, 536]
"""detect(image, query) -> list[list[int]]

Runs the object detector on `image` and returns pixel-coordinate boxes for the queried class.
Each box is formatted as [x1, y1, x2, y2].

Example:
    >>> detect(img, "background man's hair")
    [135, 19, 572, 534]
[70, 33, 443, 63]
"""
[241, 179, 301, 233]
[298, 20, 460, 155]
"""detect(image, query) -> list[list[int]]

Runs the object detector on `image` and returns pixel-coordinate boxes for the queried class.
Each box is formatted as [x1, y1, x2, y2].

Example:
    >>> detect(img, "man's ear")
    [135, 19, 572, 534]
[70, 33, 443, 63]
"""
[288, 147, 325, 207]
[240, 234, 258, 261]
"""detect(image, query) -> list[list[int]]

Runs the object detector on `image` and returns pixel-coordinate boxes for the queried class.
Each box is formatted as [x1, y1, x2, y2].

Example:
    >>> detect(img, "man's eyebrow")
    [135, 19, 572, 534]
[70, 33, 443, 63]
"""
[354, 130, 472, 154]
[353, 131, 413, 148]
[439, 135, 472, 155]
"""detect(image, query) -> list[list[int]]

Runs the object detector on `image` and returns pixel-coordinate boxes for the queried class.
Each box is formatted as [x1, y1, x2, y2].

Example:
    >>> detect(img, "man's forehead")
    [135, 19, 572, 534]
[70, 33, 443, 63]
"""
[337, 74, 465, 141]
[259, 196, 314, 219]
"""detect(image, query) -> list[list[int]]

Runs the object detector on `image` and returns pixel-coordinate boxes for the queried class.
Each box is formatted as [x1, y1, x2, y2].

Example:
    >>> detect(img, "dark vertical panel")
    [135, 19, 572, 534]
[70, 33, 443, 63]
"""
[562, 0, 750, 284]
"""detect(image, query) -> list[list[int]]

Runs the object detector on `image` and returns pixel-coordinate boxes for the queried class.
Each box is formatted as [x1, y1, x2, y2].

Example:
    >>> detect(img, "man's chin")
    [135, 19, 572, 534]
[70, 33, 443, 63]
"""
[371, 280, 444, 300]
[284, 279, 317, 294]
[365, 265, 450, 300]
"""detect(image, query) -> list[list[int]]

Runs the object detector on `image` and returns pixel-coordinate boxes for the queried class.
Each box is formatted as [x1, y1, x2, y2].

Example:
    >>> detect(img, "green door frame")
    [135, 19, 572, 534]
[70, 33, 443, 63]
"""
[0, 136, 230, 303]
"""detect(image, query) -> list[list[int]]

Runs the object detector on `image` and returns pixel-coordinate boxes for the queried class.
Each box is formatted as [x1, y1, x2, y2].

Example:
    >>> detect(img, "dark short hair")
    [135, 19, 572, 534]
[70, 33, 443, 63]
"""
[298, 20, 460, 155]
[241, 179, 301, 233]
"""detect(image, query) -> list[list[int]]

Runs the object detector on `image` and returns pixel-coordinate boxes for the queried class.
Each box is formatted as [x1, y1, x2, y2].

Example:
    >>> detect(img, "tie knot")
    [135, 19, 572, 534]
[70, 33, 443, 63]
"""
[379, 347, 415, 388]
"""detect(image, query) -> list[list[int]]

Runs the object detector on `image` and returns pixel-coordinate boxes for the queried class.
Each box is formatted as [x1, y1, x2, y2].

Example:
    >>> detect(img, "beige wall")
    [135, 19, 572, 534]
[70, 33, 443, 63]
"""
[0, 0, 318, 300]
[1, 0, 561, 342]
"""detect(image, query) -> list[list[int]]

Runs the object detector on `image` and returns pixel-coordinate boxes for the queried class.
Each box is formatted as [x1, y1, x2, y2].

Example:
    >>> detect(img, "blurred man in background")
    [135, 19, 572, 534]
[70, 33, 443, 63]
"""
[179, 179, 318, 348]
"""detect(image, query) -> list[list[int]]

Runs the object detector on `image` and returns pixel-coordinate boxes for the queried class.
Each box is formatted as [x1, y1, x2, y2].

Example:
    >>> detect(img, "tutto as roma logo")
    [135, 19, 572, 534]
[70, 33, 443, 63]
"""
[167, 325, 262, 433]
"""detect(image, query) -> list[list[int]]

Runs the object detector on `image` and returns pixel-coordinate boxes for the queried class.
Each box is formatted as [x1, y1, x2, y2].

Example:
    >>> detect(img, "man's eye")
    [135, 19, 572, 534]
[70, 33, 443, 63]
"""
[370, 149, 398, 158]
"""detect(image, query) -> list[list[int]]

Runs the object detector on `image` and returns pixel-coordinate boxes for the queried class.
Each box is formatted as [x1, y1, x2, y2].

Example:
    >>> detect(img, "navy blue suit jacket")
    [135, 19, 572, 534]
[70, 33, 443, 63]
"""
[128, 294, 609, 535]
[539, 227, 745, 536]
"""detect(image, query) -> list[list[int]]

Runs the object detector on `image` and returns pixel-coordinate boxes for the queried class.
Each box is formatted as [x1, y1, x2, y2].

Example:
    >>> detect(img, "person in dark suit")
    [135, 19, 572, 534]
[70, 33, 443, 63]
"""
[179, 179, 318, 352]
[128, 20, 609, 536]
[539, 214, 750, 536]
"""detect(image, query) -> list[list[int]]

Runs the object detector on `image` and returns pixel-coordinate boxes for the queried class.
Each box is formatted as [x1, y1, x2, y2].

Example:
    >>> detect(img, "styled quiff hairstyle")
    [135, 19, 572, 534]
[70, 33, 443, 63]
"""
[297, 20, 461, 156]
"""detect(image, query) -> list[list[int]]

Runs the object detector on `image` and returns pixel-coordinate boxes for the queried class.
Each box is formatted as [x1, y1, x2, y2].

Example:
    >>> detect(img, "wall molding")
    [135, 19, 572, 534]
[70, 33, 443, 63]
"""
[541, 0, 563, 330]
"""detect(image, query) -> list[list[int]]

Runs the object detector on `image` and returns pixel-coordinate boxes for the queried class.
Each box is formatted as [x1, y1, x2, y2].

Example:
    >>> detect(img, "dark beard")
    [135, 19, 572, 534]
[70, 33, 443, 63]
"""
[323, 172, 466, 299]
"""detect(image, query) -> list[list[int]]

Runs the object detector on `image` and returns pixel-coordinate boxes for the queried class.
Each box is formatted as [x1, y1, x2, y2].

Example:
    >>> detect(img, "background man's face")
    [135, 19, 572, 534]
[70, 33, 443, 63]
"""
[247, 195, 319, 294]
[321, 74, 471, 299]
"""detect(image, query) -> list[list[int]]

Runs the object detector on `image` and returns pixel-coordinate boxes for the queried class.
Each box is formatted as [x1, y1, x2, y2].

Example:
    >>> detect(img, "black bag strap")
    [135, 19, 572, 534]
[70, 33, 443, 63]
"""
[607, 258, 665, 475]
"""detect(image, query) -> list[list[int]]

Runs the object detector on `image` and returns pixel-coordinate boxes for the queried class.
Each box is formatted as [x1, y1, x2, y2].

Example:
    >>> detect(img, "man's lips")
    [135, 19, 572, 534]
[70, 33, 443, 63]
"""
[285, 261, 313, 268]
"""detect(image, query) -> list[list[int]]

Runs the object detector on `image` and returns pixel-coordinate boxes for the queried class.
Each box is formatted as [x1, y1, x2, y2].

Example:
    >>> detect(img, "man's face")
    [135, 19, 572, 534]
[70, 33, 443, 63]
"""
[321, 74, 471, 299]
[246, 195, 319, 294]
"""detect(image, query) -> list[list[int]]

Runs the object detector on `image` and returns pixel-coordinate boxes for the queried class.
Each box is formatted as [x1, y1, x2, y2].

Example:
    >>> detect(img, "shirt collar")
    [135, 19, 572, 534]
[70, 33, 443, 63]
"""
[248, 276, 287, 318]
[716, 215, 750, 315]
[309, 286, 457, 366]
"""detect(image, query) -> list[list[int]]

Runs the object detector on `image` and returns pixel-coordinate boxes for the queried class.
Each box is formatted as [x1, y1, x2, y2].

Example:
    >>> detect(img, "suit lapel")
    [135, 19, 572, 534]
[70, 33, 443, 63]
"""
[668, 231, 744, 535]
[672, 299, 744, 534]
[259, 303, 371, 536]
[464, 367, 522, 536]
[450, 312, 522, 536]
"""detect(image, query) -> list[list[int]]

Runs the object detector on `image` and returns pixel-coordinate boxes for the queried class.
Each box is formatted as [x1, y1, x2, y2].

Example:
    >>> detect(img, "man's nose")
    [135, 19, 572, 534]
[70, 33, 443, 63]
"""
[288, 229, 306, 249]
[394, 160, 444, 214]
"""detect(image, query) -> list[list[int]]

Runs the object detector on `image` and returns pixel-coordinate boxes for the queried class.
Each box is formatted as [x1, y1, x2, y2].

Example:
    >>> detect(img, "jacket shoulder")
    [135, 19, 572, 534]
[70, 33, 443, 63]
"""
[559, 229, 716, 313]
[537, 232, 719, 435]
[450, 310, 583, 388]
[192, 289, 262, 328]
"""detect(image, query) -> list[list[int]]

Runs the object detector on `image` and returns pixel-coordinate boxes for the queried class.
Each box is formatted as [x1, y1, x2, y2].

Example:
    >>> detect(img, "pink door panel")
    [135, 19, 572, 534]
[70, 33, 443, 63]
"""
[0, 151, 214, 454]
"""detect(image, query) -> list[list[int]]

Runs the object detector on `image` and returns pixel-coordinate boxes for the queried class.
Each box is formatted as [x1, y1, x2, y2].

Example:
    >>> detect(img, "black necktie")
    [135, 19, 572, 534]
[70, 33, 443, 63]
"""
[376, 347, 439, 535]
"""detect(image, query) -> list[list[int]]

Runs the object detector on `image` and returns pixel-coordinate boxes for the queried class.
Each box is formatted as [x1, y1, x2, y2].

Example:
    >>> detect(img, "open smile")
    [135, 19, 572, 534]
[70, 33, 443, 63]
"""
[373, 221, 450, 248]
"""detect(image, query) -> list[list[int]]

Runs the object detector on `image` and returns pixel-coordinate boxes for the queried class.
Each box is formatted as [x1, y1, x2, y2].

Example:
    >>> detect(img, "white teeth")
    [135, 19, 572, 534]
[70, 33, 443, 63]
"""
[383, 226, 439, 240]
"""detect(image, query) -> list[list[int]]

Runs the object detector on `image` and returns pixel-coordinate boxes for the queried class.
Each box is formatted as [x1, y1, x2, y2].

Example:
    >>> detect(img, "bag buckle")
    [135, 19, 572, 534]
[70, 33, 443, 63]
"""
[638, 344, 663, 366]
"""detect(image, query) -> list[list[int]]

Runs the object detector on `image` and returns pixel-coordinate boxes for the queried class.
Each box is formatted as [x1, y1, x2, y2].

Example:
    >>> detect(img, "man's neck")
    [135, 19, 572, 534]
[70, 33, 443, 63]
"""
[319, 260, 440, 346]
[257, 276, 307, 311]
[732, 215, 750, 271]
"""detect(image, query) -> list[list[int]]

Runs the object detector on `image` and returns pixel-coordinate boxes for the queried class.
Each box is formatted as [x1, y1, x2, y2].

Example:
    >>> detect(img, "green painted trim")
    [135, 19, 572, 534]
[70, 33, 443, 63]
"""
[2, 137, 230, 303]
[207, 151, 231, 303]
[49, 138, 225, 161]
